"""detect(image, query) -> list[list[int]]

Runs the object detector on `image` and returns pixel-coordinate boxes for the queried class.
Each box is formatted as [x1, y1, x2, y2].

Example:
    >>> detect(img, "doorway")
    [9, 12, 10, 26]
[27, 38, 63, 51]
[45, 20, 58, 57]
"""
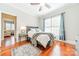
[1, 13, 17, 47]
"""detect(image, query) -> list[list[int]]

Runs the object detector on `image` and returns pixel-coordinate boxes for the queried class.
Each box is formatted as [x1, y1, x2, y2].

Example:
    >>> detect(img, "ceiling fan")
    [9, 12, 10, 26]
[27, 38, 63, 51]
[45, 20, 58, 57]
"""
[30, 3, 51, 11]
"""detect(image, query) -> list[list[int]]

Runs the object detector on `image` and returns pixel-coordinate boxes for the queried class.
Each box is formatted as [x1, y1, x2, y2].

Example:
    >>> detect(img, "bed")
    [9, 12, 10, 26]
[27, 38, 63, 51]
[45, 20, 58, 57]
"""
[26, 26, 54, 48]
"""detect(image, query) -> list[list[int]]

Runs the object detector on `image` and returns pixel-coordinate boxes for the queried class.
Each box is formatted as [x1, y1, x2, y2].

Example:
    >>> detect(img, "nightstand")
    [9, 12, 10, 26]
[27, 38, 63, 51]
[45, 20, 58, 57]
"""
[19, 34, 28, 44]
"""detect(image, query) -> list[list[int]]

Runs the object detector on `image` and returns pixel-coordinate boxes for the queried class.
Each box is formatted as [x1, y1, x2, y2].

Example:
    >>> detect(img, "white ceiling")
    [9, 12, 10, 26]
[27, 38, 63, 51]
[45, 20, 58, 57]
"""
[6, 3, 67, 16]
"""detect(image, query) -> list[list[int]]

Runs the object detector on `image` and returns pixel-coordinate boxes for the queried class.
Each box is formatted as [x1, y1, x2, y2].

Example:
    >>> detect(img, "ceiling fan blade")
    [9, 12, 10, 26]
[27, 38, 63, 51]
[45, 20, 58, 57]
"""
[45, 3, 51, 9]
[30, 3, 40, 5]
[39, 6, 42, 11]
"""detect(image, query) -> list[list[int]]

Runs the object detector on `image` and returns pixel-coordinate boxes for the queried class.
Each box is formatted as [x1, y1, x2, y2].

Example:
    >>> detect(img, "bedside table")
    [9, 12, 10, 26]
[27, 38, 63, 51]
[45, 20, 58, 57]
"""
[19, 34, 28, 44]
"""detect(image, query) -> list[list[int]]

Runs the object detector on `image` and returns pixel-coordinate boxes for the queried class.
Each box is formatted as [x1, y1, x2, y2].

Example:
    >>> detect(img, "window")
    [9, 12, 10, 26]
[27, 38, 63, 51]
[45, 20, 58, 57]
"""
[51, 15, 61, 39]
[44, 15, 61, 39]
[44, 18, 52, 32]
[6, 22, 14, 30]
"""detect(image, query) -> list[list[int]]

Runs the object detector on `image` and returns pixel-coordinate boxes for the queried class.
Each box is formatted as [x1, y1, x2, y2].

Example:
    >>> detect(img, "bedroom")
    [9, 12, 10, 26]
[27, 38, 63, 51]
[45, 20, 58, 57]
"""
[0, 3, 79, 56]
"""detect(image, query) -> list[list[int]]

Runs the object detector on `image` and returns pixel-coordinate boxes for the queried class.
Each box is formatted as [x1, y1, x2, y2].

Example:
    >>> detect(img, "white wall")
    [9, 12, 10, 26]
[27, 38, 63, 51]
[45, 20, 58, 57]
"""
[38, 4, 79, 44]
[0, 12, 1, 47]
[0, 4, 39, 42]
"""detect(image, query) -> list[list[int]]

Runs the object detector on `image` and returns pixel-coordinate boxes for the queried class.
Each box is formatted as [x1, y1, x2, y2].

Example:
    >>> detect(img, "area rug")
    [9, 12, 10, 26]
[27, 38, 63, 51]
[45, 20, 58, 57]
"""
[11, 44, 41, 56]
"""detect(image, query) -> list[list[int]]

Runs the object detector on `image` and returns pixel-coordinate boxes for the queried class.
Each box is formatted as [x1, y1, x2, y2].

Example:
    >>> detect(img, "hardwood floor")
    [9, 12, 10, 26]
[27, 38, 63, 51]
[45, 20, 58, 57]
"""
[0, 40, 78, 56]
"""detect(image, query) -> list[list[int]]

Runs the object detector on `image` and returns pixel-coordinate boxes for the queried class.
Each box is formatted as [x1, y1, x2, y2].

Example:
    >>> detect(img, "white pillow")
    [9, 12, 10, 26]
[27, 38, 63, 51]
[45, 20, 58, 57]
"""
[28, 29, 36, 38]
[36, 29, 42, 32]
[36, 34, 50, 48]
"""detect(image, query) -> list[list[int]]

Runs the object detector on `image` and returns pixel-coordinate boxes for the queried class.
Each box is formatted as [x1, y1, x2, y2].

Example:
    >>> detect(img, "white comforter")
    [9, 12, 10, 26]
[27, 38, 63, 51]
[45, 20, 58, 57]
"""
[36, 34, 50, 48]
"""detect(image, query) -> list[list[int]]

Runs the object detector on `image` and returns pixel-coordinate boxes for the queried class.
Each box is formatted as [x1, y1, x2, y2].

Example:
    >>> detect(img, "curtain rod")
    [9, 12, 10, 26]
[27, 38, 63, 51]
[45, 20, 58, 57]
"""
[43, 12, 65, 19]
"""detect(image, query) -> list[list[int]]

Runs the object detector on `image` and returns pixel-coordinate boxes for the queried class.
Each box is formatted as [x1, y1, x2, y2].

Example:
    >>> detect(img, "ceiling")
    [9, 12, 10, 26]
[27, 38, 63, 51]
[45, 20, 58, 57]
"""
[7, 3, 67, 16]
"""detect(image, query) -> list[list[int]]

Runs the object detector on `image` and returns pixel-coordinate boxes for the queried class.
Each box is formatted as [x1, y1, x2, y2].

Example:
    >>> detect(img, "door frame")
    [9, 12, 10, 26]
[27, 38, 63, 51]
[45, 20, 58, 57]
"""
[1, 13, 17, 47]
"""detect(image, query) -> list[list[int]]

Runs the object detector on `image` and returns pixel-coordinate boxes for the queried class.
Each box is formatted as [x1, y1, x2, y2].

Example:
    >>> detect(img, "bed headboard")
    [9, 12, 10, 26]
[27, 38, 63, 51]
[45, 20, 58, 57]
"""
[26, 26, 38, 33]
